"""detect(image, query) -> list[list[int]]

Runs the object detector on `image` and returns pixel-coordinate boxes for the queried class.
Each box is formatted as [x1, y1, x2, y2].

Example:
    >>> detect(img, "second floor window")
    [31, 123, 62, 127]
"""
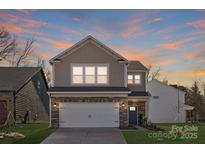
[72, 64, 108, 85]
[128, 74, 141, 84]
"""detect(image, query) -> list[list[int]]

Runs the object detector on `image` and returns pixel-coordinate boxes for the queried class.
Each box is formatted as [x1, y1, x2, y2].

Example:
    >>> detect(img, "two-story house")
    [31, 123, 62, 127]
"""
[48, 36, 150, 128]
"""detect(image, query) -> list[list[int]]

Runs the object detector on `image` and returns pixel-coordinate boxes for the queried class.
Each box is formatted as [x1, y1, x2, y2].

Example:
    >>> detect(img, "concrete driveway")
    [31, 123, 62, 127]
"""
[41, 128, 126, 144]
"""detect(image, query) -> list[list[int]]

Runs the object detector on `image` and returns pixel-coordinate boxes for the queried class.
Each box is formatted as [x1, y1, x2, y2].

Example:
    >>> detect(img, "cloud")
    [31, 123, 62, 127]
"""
[198, 59, 205, 63]
[72, 17, 82, 22]
[188, 19, 205, 29]
[158, 34, 203, 50]
[111, 44, 174, 67]
[33, 51, 54, 60]
[158, 39, 186, 50]
[16, 9, 36, 15]
[38, 36, 72, 50]
[184, 51, 205, 60]
[62, 28, 80, 35]
[0, 12, 47, 28]
[0, 12, 47, 35]
[192, 69, 205, 75]
[119, 11, 152, 38]
[153, 17, 162, 22]
[155, 60, 175, 66]
[0, 22, 44, 35]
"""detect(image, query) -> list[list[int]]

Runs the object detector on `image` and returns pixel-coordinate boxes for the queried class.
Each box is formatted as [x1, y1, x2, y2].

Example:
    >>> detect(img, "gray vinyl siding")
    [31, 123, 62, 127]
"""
[31, 71, 49, 114]
[127, 71, 146, 91]
[53, 42, 125, 87]
[15, 80, 48, 123]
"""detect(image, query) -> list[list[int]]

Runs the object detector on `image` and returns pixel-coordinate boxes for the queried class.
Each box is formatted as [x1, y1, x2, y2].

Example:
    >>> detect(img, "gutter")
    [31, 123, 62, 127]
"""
[47, 91, 131, 94]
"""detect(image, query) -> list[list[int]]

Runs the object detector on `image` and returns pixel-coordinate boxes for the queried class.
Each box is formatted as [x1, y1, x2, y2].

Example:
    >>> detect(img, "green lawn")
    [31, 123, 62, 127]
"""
[122, 123, 205, 144]
[0, 123, 56, 144]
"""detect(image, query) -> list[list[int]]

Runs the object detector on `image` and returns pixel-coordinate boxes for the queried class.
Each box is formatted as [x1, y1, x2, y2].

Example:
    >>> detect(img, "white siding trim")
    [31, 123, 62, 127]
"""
[49, 95, 51, 128]
[52, 64, 55, 86]
[124, 64, 128, 87]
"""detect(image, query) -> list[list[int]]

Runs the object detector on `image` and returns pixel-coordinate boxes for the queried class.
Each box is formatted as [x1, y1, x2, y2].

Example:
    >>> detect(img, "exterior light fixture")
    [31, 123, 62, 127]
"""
[122, 102, 125, 107]
[53, 103, 57, 108]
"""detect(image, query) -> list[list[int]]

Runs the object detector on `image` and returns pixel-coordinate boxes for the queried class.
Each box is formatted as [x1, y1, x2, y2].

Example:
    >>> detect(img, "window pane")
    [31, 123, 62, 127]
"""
[134, 75, 141, 84]
[128, 75, 133, 79]
[85, 66, 95, 75]
[97, 75, 107, 84]
[128, 75, 133, 84]
[85, 75, 95, 84]
[135, 75, 140, 80]
[73, 66, 83, 75]
[97, 66, 107, 75]
[73, 75, 83, 83]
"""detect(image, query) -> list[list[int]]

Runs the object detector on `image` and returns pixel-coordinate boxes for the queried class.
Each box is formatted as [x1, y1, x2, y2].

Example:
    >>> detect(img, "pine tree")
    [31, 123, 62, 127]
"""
[189, 81, 203, 121]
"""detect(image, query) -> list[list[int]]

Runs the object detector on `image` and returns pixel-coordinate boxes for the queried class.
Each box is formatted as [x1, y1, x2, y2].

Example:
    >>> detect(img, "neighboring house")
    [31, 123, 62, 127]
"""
[147, 80, 187, 123]
[0, 67, 49, 125]
[48, 35, 150, 128]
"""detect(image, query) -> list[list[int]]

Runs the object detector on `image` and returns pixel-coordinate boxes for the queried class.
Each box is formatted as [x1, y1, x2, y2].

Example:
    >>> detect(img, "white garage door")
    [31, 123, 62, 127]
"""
[59, 102, 119, 128]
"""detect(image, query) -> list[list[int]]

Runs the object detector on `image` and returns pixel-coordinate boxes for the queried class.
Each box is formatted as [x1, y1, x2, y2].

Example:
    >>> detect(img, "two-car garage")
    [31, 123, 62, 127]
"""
[59, 102, 119, 128]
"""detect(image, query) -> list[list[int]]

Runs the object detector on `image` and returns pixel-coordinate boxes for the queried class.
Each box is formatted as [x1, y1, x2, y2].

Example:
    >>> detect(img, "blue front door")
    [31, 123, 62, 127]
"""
[129, 106, 138, 125]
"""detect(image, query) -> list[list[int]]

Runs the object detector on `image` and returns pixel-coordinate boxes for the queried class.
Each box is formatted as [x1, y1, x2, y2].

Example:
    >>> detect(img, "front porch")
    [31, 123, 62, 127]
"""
[119, 92, 150, 128]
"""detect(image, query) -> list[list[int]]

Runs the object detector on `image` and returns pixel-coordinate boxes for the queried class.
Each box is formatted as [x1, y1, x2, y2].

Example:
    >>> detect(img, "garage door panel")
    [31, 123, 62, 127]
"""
[59, 102, 119, 128]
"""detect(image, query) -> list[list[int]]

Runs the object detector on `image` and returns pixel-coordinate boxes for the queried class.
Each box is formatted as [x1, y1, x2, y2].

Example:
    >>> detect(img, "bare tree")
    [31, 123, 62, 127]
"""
[146, 64, 152, 82]
[151, 67, 160, 80]
[0, 27, 16, 62]
[16, 38, 35, 67]
[146, 64, 161, 82]
[37, 57, 52, 87]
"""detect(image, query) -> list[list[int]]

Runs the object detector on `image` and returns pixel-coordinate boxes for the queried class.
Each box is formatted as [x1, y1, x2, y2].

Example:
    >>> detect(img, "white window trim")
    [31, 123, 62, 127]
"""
[127, 74, 142, 85]
[71, 63, 109, 86]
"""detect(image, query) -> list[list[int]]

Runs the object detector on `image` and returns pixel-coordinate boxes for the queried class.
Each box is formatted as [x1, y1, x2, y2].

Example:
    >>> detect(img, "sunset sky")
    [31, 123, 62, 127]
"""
[0, 9, 205, 86]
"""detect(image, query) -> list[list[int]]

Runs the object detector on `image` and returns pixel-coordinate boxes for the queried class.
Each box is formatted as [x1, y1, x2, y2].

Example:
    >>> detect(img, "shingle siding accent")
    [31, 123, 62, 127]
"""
[16, 81, 48, 123]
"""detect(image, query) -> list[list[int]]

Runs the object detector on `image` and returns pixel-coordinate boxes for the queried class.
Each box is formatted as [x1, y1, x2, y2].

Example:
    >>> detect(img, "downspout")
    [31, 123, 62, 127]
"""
[49, 93, 52, 128]
[13, 91, 17, 124]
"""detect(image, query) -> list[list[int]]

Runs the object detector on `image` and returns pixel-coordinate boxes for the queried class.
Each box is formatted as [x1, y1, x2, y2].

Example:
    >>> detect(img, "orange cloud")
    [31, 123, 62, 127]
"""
[184, 51, 205, 60]
[184, 51, 199, 60]
[188, 19, 205, 29]
[33, 51, 54, 60]
[158, 35, 202, 50]
[0, 22, 43, 35]
[155, 60, 175, 66]
[192, 69, 205, 75]
[120, 11, 150, 38]
[62, 28, 80, 35]
[112, 44, 174, 66]
[0, 12, 47, 35]
[198, 59, 205, 63]
[39, 37, 72, 50]
[158, 39, 186, 50]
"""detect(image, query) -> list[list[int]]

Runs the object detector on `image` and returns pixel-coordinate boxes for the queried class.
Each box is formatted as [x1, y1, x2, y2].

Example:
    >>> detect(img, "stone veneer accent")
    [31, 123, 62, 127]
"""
[51, 97, 146, 128]
[119, 101, 129, 128]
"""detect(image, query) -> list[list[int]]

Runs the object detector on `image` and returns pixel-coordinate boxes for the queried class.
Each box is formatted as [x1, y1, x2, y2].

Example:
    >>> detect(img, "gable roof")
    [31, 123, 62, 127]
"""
[128, 61, 147, 71]
[0, 67, 44, 93]
[148, 79, 186, 94]
[49, 35, 128, 64]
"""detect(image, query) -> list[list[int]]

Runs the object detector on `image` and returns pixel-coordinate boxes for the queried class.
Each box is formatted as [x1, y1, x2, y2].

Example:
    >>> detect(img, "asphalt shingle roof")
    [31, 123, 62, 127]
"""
[48, 87, 130, 92]
[128, 91, 151, 97]
[0, 67, 41, 92]
[128, 61, 147, 71]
